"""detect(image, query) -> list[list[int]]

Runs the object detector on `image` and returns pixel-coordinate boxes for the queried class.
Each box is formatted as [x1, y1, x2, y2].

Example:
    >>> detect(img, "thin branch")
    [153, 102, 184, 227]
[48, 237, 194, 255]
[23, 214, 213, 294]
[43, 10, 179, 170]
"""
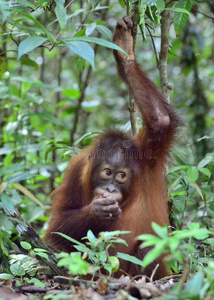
[159, 4, 172, 101]
[3, 206, 68, 277]
[126, 4, 139, 136]
[192, 8, 214, 20]
[146, 24, 159, 68]
[70, 0, 110, 144]
[70, 65, 93, 145]
[65, 0, 76, 10]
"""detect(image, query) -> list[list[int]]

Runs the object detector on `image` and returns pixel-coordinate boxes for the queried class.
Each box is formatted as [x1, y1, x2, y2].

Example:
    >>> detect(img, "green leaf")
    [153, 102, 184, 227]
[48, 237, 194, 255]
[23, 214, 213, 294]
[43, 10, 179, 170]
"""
[100, 230, 131, 238]
[172, 225, 212, 240]
[0, 0, 10, 22]
[1, 193, 14, 210]
[183, 271, 204, 297]
[34, 248, 48, 252]
[168, 165, 188, 173]
[61, 88, 80, 98]
[20, 241, 32, 250]
[142, 240, 166, 268]
[0, 273, 14, 280]
[186, 177, 204, 200]
[117, 252, 143, 266]
[118, 0, 126, 7]
[64, 36, 127, 54]
[144, 0, 158, 5]
[54, 232, 86, 247]
[187, 166, 198, 182]
[20, 57, 39, 70]
[87, 230, 97, 244]
[16, 0, 36, 9]
[198, 155, 213, 168]
[82, 100, 100, 112]
[139, 236, 161, 248]
[198, 167, 211, 178]
[36, 252, 49, 259]
[168, 177, 182, 197]
[29, 112, 64, 126]
[13, 10, 54, 41]
[6, 172, 36, 183]
[156, 0, 165, 13]
[86, 23, 96, 36]
[96, 25, 112, 40]
[73, 131, 100, 146]
[65, 41, 95, 69]
[18, 36, 48, 59]
[172, 0, 195, 35]
[55, 1, 67, 30]
[152, 223, 168, 239]
[137, 233, 158, 241]
[165, 7, 190, 15]
[0, 164, 23, 176]
[30, 278, 45, 288]
[0, 183, 7, 194]
[10, 264, 25, 277]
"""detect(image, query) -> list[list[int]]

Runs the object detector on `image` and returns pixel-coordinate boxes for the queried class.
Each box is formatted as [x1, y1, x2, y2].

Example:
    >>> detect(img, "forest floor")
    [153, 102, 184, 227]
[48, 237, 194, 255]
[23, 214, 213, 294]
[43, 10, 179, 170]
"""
[0, 273, 183, 300]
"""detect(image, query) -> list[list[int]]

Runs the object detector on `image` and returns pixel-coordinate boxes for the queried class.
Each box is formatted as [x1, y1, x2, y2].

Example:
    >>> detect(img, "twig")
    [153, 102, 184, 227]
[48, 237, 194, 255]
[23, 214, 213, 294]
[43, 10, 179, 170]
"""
[192, 8, 214, 20]
[146, 24, 159, 68]
[70, 0, 110, 144]
[126, 4, 139, 136]
[65, 0, 76, 10]
[70, 65, 93, 145]
[159, 3, 172, 101]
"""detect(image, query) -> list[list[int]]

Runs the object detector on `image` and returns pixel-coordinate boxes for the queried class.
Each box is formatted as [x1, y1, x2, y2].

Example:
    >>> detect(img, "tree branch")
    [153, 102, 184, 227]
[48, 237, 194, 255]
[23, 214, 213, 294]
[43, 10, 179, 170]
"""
[3, 206, 68, 277]
[159, 6, 172, 101]
[126, 4, 139, 136]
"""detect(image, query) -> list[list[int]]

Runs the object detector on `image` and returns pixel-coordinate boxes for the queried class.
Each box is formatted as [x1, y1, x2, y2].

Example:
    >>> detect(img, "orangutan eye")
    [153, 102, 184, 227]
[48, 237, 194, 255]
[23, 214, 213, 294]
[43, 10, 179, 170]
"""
[104, 169, 112, 176]
[116, 172, 127, 183]
[118, 172, 126, 178]
[100, 168, 112, 179]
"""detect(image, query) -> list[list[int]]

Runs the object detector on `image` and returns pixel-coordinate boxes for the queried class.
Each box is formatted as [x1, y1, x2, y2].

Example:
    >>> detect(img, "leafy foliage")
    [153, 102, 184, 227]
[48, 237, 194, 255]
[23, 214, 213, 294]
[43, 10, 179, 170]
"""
[56, 230, 130, 277]
[0, 0, 214, 298]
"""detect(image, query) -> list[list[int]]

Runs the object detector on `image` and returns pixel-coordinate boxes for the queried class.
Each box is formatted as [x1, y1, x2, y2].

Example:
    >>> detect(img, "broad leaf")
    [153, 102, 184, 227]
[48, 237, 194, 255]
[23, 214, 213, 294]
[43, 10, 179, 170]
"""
[64, 36, 127, 54]
[0, 0, 10, 22]
[96, 25, 112, 40]
[86, 23, 96, 36]
[1, 193, 14, 210]
[117, 252, 143, 266]
[65, 41, 95, 69]
[13, 10, 54, 41]
[16, 0, 36, 9]
[156, 0, 165, 13]
[198, 155, 213, 168]
[183, 271, 204, 296]
[142, 240, 167, 268]
[18, 36, 47, 59]
[198, 167, 211, 178]
[0, 274, 14, 280]
[172, 0, 195, 35]
[6, 172, 36, 183]
[55, 1, 67, 30]
[187, 166, 199, 182]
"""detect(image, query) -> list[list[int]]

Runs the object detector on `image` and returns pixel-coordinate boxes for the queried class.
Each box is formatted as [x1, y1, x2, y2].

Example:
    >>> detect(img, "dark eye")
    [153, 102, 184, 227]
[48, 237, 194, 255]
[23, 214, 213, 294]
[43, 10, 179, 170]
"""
[104, 169, 112, 176]
[116, 172, 127, 183]
[100, 168, 112, 179]
[118, 172, 126, 179]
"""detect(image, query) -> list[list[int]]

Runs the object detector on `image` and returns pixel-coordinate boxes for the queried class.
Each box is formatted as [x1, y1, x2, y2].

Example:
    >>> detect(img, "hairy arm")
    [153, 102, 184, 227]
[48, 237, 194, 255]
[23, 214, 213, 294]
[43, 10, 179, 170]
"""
[113, 17, 182, 161]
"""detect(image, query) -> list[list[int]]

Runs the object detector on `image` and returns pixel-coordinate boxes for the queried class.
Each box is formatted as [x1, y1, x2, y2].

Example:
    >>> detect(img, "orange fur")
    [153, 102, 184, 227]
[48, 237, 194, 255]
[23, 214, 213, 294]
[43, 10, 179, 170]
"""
[45, 19, 182, 279]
